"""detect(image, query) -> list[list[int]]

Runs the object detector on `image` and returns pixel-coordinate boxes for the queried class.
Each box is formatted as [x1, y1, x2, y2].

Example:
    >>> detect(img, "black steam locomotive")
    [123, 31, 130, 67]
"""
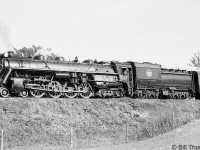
[0, 51, 199, 99]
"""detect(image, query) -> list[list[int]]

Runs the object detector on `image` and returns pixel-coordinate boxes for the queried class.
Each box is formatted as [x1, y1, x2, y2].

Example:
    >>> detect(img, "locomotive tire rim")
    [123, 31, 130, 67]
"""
[30, 89, 45, 98]
[79, 82, 93, 98]
[0, 88, 9, 97]
[48, 81, 62, 98]
[19, 89, 29, 98]
[63, 83, 78, 98]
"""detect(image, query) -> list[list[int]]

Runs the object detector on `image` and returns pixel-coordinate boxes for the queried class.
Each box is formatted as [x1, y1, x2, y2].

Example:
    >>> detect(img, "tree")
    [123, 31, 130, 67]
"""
[13, 45, 58, 60]
[189, 50, 200, 67]
[13, 45, 41, 58]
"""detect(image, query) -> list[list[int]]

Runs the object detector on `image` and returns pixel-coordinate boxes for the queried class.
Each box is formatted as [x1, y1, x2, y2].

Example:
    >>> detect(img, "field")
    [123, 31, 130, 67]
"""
[0, 97, 200, 150]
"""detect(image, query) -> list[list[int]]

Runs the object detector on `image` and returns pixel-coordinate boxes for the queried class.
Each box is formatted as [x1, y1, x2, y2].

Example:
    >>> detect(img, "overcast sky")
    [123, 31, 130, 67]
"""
[0, 0, 200, 69]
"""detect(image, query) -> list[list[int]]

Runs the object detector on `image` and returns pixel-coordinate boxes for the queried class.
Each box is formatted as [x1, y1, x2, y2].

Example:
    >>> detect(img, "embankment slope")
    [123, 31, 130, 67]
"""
[0, 98, 200, 150]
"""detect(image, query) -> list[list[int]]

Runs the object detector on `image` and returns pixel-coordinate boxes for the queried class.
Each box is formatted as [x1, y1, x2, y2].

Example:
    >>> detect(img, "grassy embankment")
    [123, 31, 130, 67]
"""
[0, 97, 200, 150]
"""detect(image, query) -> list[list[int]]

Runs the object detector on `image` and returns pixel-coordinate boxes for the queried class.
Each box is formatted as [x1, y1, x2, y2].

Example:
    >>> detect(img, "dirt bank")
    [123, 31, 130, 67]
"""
[0, 98, 200, 150]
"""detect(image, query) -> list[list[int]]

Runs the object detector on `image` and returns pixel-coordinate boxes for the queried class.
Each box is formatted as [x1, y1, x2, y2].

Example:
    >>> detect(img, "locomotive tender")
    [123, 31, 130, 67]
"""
[0, 51, 200, 99]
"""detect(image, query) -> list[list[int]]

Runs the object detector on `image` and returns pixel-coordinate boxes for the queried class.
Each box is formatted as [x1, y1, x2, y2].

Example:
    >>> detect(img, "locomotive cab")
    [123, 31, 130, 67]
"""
[111, 61, 133, 96]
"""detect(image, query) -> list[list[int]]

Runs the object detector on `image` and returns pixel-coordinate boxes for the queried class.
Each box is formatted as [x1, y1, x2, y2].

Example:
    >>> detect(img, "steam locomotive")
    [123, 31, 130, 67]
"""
[0, 51, 199, 99]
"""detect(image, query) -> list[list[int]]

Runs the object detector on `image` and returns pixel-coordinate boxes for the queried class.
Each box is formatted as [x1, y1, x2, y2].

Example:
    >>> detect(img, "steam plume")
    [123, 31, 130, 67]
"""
[0, 23, 13, 51]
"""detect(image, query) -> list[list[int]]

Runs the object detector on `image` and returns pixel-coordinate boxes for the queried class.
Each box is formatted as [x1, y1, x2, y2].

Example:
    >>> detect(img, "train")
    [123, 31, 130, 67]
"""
[0, 51, 199, 99]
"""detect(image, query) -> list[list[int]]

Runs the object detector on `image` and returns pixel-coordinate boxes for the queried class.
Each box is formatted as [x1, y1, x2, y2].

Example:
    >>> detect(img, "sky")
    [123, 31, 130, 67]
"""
[0, 0, 200, 69]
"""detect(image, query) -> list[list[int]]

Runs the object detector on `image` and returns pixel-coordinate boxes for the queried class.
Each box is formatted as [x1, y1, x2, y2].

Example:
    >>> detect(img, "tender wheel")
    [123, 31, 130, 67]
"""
[63, 83, 78, 98]
[0, 87, 9, 97]
[48, 81, 62, 98]
[78, 82, 93, 98]
[173, 95, 178, 100]
[149, 94, 155, 99]
[19, 89, 29, 98]
[180, 94, 185, 99]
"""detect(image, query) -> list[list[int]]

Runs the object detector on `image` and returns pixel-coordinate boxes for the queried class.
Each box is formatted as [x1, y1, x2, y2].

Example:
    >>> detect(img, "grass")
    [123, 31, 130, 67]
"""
[0, 98, 200, 150]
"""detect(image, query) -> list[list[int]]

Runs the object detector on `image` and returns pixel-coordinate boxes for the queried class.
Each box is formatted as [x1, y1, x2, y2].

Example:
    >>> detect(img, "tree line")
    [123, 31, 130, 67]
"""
[12, 45, 58, 60]
[11, 45, 200, 68]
